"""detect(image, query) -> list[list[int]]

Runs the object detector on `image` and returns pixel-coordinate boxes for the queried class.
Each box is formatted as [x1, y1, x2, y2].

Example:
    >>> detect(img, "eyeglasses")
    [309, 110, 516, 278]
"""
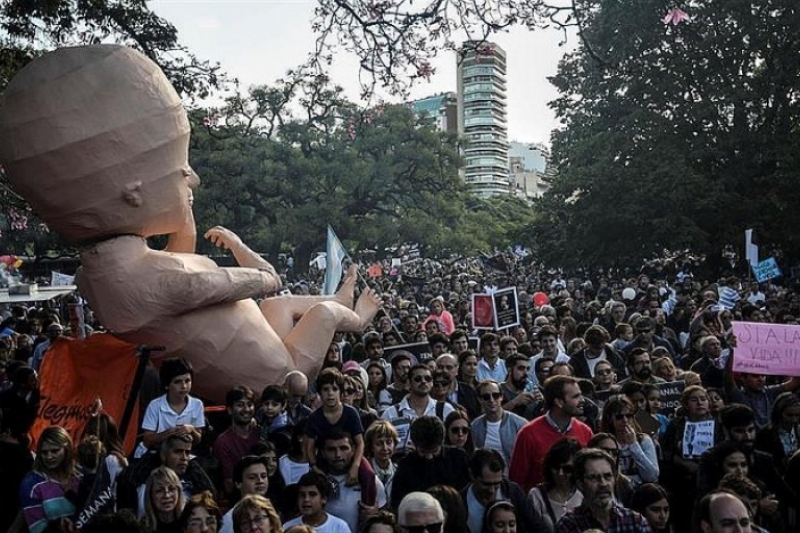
[240, 514, 269, 531]
[449, 426, 469, 435]
[433, 380, 451, 387]
[401, 523, 444, 533]
[480, 392, 503, 401]
[614, 413, 634, 420]
[583, 472, 615, 484]
[600, 447, 619, 457]
[188, 517, 218, 528]
[413, 375, 433, 383]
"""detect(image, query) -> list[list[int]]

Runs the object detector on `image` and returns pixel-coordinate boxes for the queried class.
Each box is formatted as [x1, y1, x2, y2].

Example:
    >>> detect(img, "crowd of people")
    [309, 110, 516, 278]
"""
[2, 261, 800, 533]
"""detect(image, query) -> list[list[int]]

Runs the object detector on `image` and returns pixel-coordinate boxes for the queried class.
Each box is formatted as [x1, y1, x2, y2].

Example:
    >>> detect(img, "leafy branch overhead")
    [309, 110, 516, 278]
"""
[310, 0, 580, 96]
[0, 0, 221, 97]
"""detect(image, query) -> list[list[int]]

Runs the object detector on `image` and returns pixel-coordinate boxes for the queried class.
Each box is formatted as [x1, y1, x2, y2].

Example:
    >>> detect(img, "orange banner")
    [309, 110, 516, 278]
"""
[31, 334, 142, 454]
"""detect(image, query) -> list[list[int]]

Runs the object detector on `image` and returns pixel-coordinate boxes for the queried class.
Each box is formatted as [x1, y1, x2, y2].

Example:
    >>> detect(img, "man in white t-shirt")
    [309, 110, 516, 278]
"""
[320, 431, 386, 532]
[282, 471, 351, 533]
[470, 380, 526, 468]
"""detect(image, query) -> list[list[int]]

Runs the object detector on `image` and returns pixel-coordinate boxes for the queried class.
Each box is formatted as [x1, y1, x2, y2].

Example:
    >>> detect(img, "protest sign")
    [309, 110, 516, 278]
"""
[682, 419, 716, 458]
[752, 257, 781, 282]
[492, 287, 520, 330]
[31, 334, 143, 453]
[657, 380, 686, 416]
[384, 342, 434, 365]
[731, 321, 800, 376]
[472, 294, 495, 330]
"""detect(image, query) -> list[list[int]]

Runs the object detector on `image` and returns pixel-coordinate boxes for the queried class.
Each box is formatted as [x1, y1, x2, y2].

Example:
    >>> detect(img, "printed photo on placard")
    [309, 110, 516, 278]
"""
[492, 287, 520, 330]
[472, 293, 495, 330]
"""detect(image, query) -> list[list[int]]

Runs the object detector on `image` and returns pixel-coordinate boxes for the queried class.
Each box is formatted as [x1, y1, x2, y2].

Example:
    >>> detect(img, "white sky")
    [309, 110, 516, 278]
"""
[150, 0, 578, 145]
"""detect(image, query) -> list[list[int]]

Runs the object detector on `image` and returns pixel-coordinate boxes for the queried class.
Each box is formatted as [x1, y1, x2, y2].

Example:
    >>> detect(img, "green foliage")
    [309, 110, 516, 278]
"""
[534, 0, 800, 268]
[190, 77, 486, 267]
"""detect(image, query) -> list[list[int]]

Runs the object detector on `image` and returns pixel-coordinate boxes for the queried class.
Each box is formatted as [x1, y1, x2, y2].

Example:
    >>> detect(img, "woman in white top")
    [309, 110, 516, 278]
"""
[527, 437, 583, 533]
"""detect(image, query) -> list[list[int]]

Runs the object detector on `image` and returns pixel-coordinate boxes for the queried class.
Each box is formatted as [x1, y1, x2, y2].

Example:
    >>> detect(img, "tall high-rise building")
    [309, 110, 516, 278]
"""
[410, 92, 458, 133]
[457, 41, 510, 197]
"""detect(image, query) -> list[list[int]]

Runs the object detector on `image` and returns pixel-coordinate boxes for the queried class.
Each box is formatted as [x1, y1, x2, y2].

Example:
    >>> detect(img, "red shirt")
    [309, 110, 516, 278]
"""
[509, 414, 593, 492]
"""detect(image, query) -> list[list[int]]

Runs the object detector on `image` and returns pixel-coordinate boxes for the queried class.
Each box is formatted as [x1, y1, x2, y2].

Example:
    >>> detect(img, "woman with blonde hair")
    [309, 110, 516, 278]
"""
[142, 466, 185, 533]
[232, 494, 283, 533]
[20, 425, 81, 533]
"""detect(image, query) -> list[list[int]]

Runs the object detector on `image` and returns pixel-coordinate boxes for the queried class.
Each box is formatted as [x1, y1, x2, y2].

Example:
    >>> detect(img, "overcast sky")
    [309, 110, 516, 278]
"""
[151, 0, 578, 145]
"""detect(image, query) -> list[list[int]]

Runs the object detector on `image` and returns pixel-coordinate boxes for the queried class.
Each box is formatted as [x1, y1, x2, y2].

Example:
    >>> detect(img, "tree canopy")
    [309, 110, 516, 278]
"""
[189, 75, 497, 267]
[531, 0, 800, 268]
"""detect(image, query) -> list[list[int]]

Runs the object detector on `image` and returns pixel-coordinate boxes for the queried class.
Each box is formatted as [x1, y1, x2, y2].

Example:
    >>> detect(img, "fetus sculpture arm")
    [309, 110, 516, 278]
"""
[157, 267, 280, 315]
[205, 226, 280, 277]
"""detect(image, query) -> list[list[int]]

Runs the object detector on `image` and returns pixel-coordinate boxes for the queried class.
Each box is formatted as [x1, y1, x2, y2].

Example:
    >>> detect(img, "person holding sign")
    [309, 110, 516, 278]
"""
[661, 385, 719, 531]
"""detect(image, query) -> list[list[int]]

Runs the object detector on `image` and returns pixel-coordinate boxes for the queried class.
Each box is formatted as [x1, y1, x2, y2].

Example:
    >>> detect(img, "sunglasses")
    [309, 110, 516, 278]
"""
[554, 463, 574, 474]
[413, 375, 433, 383]
[449, 426, 469, 435]
[480, 392, 503, 401]
[433, 380, 451, 387]
[402, 523, 444, 533]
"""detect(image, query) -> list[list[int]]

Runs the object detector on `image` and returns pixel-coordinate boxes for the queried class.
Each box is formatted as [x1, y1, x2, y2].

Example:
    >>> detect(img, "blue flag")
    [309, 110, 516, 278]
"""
[323, 226, 348, 295]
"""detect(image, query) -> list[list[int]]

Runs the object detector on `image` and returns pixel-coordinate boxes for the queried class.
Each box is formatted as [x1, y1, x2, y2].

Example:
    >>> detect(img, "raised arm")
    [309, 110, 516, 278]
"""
[205, 226, 278, 272]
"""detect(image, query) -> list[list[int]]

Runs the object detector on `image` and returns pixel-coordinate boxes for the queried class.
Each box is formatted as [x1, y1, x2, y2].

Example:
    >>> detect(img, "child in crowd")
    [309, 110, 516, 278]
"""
[135, 357, 205, 458]
[257, 384, 292, 455]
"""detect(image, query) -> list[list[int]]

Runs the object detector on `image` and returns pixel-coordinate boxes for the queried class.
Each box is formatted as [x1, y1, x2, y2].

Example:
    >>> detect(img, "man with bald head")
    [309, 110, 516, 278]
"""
[695, 491, 753, 533]
[435, 353, 480, 419]
[284, 371, 311, 426]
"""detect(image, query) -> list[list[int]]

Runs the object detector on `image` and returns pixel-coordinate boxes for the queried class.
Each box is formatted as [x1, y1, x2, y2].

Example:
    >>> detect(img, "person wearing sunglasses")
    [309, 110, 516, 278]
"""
[444, 411, 474, 454]
[397, 492, 445, 533]
[436, 353, 482, 421]
[472, 380, 527, 467]
[381, 365, 456, 452]
[527, 437, 584, 533]
[599, 396, 659, 488]
[554, 449, 651, 533]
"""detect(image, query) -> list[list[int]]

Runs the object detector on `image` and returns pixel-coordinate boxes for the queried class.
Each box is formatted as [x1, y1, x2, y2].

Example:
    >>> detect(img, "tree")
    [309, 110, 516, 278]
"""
[189, 75, 477, 268]
[532, 0, 800, 268]
[311, 0, 577, 95]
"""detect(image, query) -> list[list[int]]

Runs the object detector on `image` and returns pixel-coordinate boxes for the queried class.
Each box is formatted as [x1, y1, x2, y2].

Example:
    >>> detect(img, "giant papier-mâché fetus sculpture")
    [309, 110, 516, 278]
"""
[0, 45, 381, 401]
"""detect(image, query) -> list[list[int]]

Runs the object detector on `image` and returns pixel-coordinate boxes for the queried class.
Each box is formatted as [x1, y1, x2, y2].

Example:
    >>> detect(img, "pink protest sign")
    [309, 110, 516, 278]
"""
[732, 321, 800, 376]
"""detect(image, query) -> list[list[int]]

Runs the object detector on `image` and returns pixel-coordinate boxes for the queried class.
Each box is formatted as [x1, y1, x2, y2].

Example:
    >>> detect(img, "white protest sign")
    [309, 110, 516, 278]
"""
[682, 419, 715, 458]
